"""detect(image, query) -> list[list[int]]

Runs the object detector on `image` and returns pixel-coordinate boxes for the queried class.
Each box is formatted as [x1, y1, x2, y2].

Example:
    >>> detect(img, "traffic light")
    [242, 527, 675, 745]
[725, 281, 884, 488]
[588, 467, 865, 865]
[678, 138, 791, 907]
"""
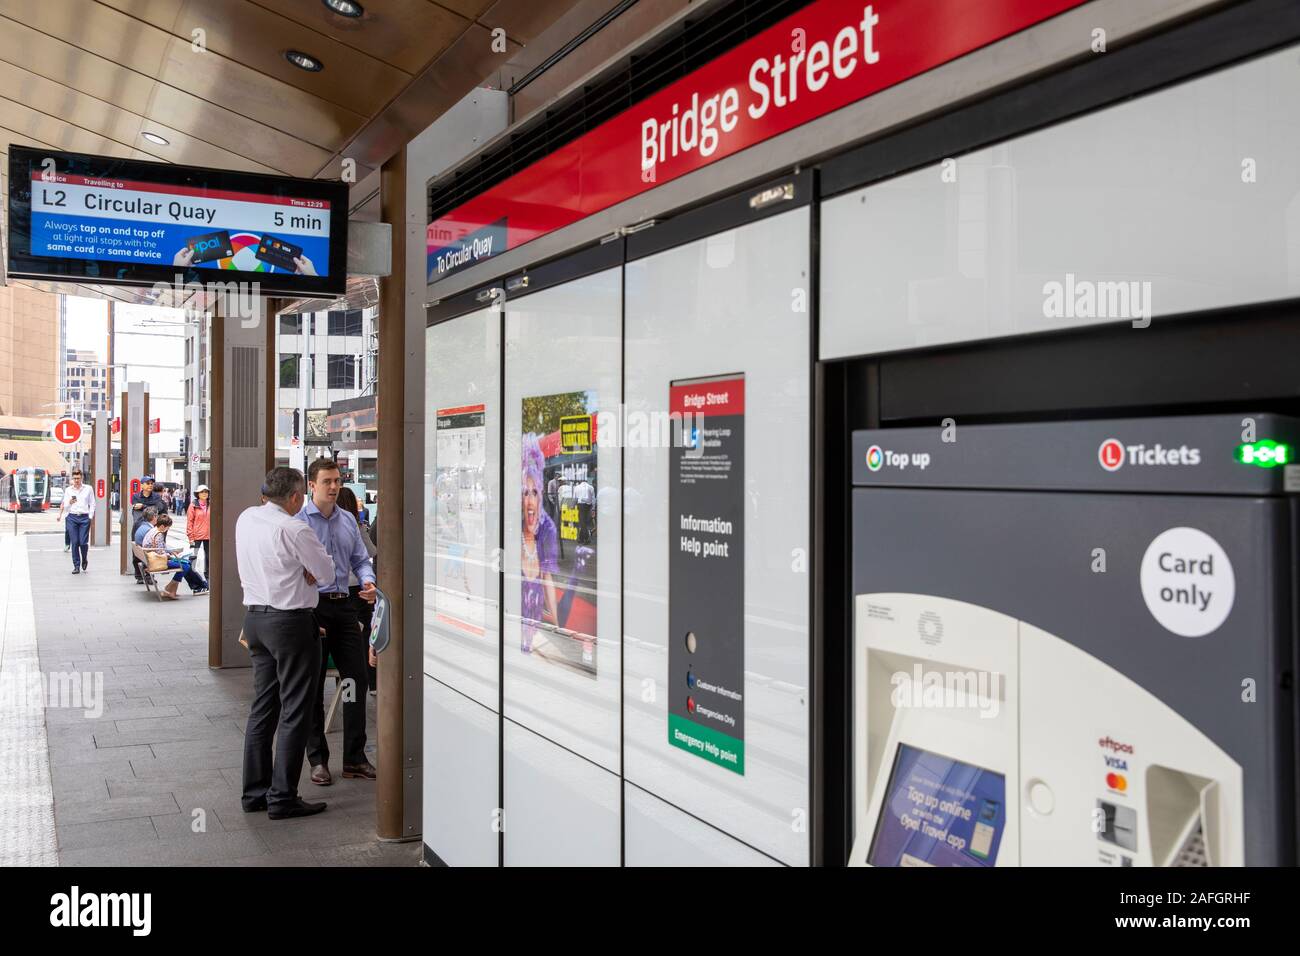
[179, 436, 188, 456]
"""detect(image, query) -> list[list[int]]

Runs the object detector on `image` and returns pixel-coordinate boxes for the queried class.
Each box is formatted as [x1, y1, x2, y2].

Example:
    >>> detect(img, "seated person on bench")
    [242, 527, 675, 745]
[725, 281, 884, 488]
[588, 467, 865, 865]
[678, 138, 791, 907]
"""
[142, 513, 208, 599]
[133, 506, 160, 572]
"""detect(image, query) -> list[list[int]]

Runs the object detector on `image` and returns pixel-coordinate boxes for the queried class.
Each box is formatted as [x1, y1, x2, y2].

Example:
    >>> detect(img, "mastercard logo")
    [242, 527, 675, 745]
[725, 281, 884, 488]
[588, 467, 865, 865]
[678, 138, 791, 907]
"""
[866, 445, 884, 472]
[1106, 772, 1128, 792]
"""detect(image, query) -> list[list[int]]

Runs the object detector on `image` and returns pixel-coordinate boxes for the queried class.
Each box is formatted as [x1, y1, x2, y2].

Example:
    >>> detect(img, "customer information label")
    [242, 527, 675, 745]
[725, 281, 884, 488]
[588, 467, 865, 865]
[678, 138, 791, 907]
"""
[668, 374, 745, 774]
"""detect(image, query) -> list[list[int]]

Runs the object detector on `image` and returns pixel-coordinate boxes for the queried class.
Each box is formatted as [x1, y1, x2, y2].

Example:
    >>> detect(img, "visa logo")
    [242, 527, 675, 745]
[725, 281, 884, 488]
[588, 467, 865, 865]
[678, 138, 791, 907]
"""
[1105, 756, 1128, 770]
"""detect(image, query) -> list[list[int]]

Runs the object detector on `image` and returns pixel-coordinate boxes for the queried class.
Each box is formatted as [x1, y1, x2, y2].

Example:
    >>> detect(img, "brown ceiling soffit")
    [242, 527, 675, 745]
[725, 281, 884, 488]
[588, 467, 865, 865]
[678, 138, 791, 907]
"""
[315, 0, 583, 180]
[510, 0, 698, 125]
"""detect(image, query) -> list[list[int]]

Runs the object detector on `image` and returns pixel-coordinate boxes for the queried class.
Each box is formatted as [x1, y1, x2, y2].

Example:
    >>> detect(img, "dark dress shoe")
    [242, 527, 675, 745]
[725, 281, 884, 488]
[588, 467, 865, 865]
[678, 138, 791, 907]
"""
[267, 799, 327, 820]
[342, 761, 377, 780]
[242, 797, 268, 812]
[310, 764, 332, 786]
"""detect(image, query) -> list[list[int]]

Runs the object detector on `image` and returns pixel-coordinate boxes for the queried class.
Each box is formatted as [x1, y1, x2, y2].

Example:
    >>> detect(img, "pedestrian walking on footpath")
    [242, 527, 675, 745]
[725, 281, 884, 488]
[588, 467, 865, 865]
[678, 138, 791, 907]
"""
[57, 469, 95, 574]
[236, 467, 335, 819]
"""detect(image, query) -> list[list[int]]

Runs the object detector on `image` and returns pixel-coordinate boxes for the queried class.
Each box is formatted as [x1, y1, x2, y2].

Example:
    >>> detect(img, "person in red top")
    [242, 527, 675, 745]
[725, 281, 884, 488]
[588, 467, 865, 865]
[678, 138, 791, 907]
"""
[187, 484, 212, 582]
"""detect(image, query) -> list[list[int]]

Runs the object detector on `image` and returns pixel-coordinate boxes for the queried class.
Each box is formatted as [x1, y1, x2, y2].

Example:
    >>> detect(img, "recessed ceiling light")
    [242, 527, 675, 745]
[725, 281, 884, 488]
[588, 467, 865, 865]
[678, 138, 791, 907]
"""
[322, 0, 364, 16]
[141, 132, 169, 146]
[285, 49, 324, 72]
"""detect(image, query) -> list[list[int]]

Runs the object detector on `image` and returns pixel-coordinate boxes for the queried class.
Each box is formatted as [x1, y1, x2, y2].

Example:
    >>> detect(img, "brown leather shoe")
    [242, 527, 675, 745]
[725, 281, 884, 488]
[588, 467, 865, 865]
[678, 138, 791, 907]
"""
[341, 761, 377, 780]
[310, 764, 332, 786]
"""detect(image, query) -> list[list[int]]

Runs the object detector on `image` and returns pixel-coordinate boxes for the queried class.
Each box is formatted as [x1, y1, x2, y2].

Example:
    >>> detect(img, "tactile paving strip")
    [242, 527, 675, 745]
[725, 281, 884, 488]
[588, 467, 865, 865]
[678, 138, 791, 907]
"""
[0, 537, 58, 866]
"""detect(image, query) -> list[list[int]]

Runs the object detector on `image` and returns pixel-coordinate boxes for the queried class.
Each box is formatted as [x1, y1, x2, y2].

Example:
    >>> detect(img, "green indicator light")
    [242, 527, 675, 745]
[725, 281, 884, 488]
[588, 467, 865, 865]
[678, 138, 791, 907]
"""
[1236, 440, 1291, 468]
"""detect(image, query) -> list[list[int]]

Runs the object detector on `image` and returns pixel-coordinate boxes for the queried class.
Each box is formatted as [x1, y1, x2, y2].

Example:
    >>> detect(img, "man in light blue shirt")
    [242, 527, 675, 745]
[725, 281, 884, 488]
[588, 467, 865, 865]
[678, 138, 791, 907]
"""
[133, 507, 159, 546]
[296, 457, 377, 785]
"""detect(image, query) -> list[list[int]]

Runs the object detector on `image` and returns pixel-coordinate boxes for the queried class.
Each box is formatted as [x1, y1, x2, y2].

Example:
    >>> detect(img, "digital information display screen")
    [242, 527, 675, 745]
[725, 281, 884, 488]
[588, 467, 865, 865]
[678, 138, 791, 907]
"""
[6, 146, 348, 296]
[868, 744, 1007, 867]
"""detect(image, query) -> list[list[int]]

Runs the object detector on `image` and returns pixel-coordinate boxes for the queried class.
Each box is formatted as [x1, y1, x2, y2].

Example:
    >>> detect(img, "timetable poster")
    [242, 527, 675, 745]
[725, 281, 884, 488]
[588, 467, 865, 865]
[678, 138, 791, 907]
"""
[520, 390, 598, 677]
[433, 405, 488, 637]
[667, 373, 745, 774]
[27, 171, 331, 276]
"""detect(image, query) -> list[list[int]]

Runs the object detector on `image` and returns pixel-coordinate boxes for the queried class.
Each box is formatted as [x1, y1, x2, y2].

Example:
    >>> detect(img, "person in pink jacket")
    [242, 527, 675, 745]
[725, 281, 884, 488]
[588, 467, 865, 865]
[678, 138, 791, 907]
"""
[187, 484, 212, 582]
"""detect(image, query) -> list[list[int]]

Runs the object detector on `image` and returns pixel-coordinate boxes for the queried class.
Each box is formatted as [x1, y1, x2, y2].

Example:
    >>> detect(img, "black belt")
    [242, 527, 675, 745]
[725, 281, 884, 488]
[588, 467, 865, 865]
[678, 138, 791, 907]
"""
[319, 591, 349, 601]
[246, 605, 313, 614]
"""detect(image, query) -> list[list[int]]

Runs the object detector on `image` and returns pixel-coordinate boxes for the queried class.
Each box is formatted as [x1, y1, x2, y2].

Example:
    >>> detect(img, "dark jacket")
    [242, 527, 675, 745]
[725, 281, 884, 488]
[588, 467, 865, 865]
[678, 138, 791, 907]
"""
[130, 490, 166, 530]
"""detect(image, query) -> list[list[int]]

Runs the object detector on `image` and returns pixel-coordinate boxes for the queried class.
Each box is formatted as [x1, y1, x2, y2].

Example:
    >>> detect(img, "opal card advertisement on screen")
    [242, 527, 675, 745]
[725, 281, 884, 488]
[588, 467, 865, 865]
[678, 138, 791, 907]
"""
[6, 146, 348, 296]
[869, 744, 1006, 867]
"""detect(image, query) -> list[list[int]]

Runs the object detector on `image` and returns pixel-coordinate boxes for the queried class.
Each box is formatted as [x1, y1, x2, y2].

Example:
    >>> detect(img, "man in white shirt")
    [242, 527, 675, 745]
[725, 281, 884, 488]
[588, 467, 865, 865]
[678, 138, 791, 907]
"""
[575, 478, 595, 544]
[235, 467, 336, 820]
[57, 468, 95, 574]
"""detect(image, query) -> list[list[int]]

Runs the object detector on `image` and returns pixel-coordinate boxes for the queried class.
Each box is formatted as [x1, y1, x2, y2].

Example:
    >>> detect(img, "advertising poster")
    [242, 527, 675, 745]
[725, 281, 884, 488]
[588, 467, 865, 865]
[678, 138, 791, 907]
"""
[667, 374, 745, 774]
[868, 744, 1007, 867]
[26, 170, 330, 276]
[304, 408, 330, 445]
[433, 405, 488, 637]
[520, 390, 598, 677]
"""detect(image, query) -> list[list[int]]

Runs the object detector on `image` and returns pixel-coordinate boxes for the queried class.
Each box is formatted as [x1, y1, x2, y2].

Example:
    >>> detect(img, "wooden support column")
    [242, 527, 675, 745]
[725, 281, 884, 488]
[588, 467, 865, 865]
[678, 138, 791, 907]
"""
[208, 309, 225, 668]
[208, 297, 269, 668]
[376, 147, 409, 840]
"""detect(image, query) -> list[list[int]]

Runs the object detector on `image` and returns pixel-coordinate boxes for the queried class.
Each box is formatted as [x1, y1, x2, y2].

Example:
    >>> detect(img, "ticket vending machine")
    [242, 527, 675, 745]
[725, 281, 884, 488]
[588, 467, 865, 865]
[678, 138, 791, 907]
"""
[847, 415, 1299, 866]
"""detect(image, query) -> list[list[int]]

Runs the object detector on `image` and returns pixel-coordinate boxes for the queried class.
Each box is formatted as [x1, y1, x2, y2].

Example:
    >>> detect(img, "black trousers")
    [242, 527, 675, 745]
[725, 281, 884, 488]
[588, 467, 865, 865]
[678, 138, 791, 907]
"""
[307, 595, 369, 768]
[241, 607, 319, 811]
[350, 585, 376, 692]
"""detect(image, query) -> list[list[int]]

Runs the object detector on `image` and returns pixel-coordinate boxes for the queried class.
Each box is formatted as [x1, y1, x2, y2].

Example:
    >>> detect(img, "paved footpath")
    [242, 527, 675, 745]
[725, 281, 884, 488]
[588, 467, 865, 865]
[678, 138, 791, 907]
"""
[4, 533, 416, 867]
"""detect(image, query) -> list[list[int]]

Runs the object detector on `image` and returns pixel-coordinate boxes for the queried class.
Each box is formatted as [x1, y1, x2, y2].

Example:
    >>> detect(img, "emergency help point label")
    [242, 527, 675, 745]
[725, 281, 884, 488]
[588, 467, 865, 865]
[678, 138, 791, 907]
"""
[1139, 527, 1234, 638]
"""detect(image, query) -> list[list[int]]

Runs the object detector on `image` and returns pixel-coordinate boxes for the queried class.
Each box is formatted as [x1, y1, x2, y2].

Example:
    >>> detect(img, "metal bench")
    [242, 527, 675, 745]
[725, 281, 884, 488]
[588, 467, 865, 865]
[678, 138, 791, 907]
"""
[131, 543, 173, 601]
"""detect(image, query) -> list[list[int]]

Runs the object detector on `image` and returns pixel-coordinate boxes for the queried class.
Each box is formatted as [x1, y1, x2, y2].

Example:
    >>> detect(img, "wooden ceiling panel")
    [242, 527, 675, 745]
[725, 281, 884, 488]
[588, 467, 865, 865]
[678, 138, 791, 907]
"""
[438, 0, 495, 20]
[0, 100, 148, 159]
[0, 18, 331, 175]
[0, 17, 159, 115]
[108, 0, 416, 113]
[254, 0, 471, 75]
[0, 61, 147, 156]
[142, 84, 335, 175]
[109, 118, 282, 173]
[0, 0, 589, 224]
[154, 36, 366, 150]
[0, 0, 172, 79]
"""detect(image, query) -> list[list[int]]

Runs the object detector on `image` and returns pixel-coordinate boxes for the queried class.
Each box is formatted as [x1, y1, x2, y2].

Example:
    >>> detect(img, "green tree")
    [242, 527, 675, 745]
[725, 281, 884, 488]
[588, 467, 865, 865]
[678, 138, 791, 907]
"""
[522, 390, 592, 436]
